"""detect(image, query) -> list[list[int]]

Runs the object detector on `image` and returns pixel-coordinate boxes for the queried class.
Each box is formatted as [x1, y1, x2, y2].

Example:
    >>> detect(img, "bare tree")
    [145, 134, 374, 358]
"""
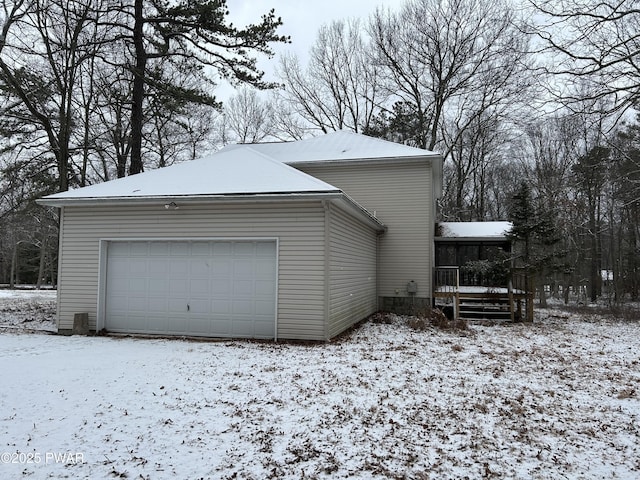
[277, 19, 383, 134]
[368, 0, 534, 219]
[221, 87, 274, 144]
[529, 0, 640, 111]
[369, 0, 534, 153]
[0, 0, 97, 192]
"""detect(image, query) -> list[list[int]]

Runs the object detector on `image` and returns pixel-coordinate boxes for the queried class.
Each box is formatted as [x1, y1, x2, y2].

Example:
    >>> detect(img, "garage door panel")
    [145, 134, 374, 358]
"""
[166, 315, 188, 333]
[129, 278, 147, 294]
[190, 259, 211, 276]
[187, 316, 211, 334]
[254, 321, 275, 337]
[148, 298, 168, 313]
[191, 242, 211, 255]
[169, 242, 189, 255]
[233, 259, 254, 276]
[129, 243, 149, 255]
[189, 279, 210, 295]
[211, 278, 231, 294]
[255, 280, 275, 296]
[126, 315, 147, 330]
[211, 317, 232, 335]
[255, 299, 275, 315]
[212, 300, 230, 314]
[109, 242, 131, 255]
[212, 242, 231, 255]
[149, 242, 169, 255]
[169, 277, 188, 293]
[233, 279, 254, 295]
[256, 259, 276, 277]
[149, 258, 169, 275]
[148, 278, 168, 293]
[147, 317, 169, 332]
[233, 242, 255, 255]
[169, 258, 188, 275]
[107, 278, 129, 295]
[256, 242, 276, 256]
[105, 240, 276, 338]
[189, 299, 210, 314]
[230, 320, 253, 335]
[168, 298, 188, 312]
[128, 297, 148, 311]
[212, 260, 231, 277]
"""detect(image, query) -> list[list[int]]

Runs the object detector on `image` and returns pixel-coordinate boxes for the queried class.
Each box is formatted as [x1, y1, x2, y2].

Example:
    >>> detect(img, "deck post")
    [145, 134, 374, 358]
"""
[527, 273, 535, 322]
[454, 268, 460, 320]
[508, 278, 515, 322]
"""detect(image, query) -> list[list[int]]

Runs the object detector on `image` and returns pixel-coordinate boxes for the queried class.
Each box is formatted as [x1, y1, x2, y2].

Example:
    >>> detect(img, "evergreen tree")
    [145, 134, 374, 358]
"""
[508, 181, 561, 306]
[363, 101, 422, 147]
[126, 0, 289, 175]
[572, 146, 610, 302]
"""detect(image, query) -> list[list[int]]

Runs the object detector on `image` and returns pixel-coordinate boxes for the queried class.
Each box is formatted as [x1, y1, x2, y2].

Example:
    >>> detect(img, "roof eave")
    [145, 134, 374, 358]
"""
[434, 236, 511, 242]
[331, 195, 386, 233]
[284, 154, 441, 167]
[37, 189, 386, 233]
[36, 190, 343, 208]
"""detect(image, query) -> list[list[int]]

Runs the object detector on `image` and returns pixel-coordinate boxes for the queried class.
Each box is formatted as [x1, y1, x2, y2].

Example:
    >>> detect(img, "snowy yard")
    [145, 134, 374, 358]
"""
[1, 291, 639, 479]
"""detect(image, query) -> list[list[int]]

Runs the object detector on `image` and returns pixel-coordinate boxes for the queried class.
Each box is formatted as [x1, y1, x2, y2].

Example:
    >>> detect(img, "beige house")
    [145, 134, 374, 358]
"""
[39, 131, 443, 341]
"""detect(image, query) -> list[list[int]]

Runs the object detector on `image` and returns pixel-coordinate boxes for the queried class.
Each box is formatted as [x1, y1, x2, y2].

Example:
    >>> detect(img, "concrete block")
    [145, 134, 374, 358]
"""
[72, 313, 89, 335]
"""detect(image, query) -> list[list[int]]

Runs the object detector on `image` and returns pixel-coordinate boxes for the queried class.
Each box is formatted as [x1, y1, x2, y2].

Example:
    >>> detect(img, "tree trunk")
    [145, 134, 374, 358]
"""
[589, 222, 599, 303]
[129, 0, 146, 176]
[538, 279, 547, 307]
[10, 243, 18, 289]
[36, 237, 47, 290]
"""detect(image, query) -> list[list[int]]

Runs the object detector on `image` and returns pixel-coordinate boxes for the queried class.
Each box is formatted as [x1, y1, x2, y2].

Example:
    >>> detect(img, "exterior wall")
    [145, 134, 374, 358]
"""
[327, 203, 378, 338]
[297, 161, 433, 309]
[56, 201, 327, 340]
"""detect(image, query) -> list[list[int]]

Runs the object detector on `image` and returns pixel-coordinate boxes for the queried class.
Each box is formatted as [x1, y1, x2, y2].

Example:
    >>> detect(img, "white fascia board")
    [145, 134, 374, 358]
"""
[284, 155, 441, 168]
[36, 191, 343, 208]
[330, 194, 386, 233]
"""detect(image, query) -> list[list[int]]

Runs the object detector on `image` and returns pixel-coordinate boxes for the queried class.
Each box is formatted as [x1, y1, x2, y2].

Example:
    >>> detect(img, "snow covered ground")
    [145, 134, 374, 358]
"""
[1, 291, 639, 479]
[0, 289, 57, 333]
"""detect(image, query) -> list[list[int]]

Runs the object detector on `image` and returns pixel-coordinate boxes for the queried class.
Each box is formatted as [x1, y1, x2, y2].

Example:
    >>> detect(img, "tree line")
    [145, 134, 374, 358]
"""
[1, 0, 639, 305]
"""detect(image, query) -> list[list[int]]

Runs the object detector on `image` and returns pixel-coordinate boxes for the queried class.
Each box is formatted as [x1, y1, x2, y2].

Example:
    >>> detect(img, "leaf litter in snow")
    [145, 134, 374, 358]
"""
[0, 293, 639, 479]
[0, 289, 57, 333]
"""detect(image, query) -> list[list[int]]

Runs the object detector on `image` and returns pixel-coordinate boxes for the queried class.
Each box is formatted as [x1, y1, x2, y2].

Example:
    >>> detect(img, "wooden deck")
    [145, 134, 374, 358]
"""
[433, 268, 534, 322]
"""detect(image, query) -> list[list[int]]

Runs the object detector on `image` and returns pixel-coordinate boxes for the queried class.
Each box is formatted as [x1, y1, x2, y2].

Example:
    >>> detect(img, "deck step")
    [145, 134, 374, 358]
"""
[458, 297, 511, 321]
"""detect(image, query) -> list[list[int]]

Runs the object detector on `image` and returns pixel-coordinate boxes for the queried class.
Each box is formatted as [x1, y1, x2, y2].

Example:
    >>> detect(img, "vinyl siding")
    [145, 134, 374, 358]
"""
[57, 201, 327, 340]
[327, 204, 378, 338]
[298, 162, 433, 300]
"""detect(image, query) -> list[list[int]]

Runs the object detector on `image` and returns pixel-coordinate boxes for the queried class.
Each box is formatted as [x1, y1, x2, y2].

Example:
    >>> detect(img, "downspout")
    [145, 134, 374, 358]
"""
[55, 206, 65, 330]
[323, 200, 331, 341]
[377, 229, 384, 311]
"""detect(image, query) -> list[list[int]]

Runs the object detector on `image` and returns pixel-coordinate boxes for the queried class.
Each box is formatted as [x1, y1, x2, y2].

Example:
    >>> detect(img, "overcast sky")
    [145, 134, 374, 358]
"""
[219, 0, 403, 98]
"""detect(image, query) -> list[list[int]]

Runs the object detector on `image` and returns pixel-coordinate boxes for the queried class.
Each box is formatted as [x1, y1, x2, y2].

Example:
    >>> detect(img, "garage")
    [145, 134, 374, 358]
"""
[39, 134, 389, 340]
[103, 239, 277, 338]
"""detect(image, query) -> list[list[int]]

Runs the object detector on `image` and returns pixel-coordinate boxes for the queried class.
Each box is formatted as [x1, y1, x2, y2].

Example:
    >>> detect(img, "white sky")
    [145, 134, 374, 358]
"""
[219, 0, 404, 99]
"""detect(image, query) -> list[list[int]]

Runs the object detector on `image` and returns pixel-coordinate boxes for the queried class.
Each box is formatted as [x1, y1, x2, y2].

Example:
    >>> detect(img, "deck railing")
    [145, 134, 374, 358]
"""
[433, 266, 534, 322]
[433, 266, 459, 293]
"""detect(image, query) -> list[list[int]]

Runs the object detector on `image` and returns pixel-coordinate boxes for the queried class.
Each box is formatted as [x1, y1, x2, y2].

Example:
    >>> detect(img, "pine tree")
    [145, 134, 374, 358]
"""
[127, 0, 289, 175]
[508, 181, 561, 306]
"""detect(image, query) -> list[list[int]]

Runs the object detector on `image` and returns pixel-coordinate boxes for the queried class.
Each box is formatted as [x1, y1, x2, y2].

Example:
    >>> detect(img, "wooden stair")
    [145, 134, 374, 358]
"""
[457, 293, 512, 321]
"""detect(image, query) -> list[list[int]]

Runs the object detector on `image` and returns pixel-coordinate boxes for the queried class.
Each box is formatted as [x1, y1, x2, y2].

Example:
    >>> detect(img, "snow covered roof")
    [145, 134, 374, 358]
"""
[38, 140, 387, 231]
[221, 130, 439, 164]
[40, 147, 340, 204]
[437, 221, 512, 239]
[40, 131, 439, 207]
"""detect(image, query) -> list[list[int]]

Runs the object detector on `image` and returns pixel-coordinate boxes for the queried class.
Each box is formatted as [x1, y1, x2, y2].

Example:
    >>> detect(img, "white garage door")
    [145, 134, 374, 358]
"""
[104, 240, 277, 338]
